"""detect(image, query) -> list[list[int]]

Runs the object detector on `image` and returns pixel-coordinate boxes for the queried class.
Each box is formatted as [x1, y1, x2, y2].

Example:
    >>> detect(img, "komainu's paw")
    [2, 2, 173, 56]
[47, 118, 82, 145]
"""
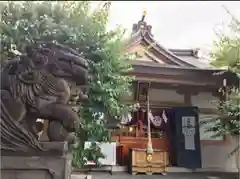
[41, 104, 78, 133]
[48, 121, 68, 142]
[47, 121, 76, 144]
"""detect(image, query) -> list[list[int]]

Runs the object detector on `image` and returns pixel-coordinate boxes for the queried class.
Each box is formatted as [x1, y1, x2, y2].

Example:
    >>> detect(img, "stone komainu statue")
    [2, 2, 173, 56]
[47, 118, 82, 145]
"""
[0, 42, 88, 152]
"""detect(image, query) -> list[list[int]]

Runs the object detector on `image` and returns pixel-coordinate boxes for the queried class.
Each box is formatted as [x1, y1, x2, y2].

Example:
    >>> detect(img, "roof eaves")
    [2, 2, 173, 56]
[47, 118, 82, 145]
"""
[169, 49, 194, 56]
[131, 60, 220, 72]
[142, 35, 196, 67]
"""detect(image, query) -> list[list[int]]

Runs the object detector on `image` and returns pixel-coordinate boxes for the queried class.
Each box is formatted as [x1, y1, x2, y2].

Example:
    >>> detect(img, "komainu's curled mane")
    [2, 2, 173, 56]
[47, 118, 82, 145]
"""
[0, 94, 43, 152]
[0, 43, 88, 152]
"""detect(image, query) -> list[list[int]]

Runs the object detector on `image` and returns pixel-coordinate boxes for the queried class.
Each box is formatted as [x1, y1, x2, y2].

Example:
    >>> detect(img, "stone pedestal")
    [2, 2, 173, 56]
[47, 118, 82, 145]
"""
[1, 142, 72, 179]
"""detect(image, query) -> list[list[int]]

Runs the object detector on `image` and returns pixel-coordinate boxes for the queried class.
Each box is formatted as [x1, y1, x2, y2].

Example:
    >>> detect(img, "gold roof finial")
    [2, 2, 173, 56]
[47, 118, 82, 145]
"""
[141, 9, 147, 22]
[143, 10, 147, 17]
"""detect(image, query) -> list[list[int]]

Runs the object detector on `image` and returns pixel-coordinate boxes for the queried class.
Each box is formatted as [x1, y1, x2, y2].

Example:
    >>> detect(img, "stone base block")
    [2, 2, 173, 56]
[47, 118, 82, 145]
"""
[1, 142, 72, 179]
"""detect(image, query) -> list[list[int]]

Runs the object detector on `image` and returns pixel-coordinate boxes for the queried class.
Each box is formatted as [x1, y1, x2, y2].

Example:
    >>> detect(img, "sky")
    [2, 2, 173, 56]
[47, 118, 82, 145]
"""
[106, 1, 240, 52]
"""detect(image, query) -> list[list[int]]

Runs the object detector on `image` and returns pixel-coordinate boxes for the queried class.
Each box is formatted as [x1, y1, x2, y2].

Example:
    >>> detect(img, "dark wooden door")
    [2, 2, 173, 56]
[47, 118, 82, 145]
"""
[172, 106, 202, 169]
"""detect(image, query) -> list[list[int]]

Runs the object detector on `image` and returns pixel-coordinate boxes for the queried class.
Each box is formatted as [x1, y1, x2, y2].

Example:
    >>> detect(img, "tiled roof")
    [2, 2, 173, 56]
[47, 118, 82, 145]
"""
[169, 49, 212, 68]
[129, 16, 212, 69]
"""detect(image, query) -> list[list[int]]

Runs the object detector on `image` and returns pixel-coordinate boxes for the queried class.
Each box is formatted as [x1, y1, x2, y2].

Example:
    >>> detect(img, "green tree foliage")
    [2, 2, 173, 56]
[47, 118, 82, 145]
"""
[0, 1, 134, 167]
[205, 6, 240, 156]
[211, 7, 240, 74]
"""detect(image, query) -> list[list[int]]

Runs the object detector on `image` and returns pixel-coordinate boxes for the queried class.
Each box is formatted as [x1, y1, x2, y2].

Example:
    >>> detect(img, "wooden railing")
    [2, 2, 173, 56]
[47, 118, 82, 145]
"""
[121, 131, 166, 139]
[110, 128, 166, 139]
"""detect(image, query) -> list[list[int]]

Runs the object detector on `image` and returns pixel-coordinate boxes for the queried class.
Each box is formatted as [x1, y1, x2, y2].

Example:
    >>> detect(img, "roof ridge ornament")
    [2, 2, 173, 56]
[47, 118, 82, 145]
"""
[131, 10, 153, 36]
[141, 10, 147, 22]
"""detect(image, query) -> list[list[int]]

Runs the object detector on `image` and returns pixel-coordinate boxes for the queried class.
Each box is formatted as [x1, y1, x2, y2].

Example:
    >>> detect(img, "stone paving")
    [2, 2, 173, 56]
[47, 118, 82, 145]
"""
[88, 172, 238, 179]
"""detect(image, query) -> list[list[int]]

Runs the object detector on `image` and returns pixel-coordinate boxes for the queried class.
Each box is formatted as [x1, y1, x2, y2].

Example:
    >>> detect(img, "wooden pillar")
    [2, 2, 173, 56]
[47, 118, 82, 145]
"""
[136, 110, 139, 137]
[176, 87, 194, 106]
[184, 93, 192, 106]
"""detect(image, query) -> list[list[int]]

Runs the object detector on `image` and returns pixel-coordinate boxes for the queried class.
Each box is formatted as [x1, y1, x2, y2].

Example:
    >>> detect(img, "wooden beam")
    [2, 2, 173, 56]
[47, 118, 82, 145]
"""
[134, 75, 218, 87]
[124, 100, 185, 108]
[124, 100, 218, 114]
[132, 81, 218, 95]
[147, 82, 216, 91]
[184, 93, 192, 106]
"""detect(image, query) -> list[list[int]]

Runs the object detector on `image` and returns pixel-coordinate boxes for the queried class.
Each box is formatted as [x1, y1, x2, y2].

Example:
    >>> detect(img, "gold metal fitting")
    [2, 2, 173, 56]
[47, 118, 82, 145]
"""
[143, 10, 147, 17]
[146, 153, 152, 162]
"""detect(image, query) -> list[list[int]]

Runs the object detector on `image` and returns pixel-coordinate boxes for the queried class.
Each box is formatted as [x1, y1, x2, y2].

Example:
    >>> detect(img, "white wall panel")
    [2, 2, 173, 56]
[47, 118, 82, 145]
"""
[149, 89, 184, 103]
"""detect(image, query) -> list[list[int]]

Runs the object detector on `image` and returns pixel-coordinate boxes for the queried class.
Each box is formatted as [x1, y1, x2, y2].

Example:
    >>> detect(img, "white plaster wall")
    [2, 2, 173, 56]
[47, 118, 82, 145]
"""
[193, 93, 239, 171]
[149, 89, 184, 103]
[200, 136, 239, 172]
[191, 92, 218, 109]
[199, 114, 223, 140]
[191, 92, 221, 140]
[191, 92, 239, 171]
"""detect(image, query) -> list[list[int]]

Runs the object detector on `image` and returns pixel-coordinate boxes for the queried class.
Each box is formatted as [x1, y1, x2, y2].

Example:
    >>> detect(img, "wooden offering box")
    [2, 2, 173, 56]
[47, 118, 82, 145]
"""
[129, 148, 168, 175]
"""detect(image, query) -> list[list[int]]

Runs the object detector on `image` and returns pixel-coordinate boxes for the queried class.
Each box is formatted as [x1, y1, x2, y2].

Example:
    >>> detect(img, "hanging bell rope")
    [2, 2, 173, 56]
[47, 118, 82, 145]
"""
[146, 82, 153, 154]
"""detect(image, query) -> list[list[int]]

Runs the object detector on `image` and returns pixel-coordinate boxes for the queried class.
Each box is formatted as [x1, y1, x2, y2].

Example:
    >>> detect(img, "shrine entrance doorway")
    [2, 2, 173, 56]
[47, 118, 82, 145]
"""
[168, 106, 202, 169]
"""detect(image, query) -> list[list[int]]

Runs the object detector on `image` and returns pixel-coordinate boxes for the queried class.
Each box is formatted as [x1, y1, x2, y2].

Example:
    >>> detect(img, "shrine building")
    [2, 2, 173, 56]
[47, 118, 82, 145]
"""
[109, 13, 239, 172]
